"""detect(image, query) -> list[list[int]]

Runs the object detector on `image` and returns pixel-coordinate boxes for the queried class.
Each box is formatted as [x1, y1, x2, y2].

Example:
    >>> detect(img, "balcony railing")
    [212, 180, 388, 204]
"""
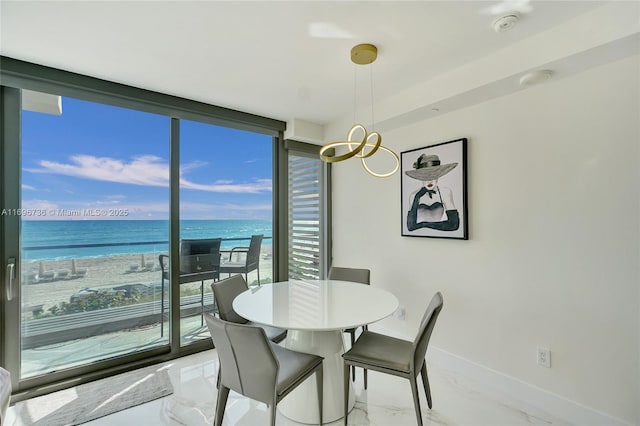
[20, 236, 272, 349]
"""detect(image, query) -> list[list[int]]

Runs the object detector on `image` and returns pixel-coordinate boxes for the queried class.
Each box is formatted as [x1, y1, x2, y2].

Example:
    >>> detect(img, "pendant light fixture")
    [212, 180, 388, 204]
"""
[320, 44, 399, 178]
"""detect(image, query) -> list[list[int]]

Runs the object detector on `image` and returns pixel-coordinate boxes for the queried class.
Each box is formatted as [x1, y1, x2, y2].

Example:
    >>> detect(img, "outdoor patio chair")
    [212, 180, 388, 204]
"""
[158, 238, 222, 336]
[71, 259, 88, 278]
[219, 234, 263, 285]
[37, 262, 55, 281]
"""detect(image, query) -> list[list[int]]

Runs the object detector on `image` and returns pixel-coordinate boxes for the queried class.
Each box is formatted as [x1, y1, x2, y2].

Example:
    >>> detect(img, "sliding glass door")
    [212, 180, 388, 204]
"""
[0, 57, 285, 398]
[10, 90, 171, 380]
[178, 119, 273, 346]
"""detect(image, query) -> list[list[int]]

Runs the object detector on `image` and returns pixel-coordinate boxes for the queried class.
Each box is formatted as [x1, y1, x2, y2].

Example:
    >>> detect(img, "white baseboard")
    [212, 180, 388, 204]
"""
[427, 346, 630, 426]
[368, 322, 630, 426]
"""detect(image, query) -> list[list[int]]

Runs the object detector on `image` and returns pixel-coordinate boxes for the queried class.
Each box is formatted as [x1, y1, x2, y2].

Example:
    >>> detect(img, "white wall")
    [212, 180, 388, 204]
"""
[330, 55, 639, 424]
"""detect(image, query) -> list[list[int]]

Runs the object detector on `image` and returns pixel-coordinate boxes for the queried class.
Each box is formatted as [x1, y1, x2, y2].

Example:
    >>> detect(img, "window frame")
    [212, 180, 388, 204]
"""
[0, 56, 286, 400]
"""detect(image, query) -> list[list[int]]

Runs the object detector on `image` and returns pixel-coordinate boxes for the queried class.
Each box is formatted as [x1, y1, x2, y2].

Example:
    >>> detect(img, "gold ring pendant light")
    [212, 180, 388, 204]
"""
[319, 44, 399, 178]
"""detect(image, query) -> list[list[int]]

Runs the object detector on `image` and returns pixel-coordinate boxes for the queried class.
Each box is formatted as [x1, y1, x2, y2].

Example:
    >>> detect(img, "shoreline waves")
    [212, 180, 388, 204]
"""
[22, 219, 273, 260]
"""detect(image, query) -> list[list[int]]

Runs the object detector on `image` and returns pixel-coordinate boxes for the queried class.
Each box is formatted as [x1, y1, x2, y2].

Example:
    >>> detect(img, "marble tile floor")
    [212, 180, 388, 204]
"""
[7, 347, 567, 426]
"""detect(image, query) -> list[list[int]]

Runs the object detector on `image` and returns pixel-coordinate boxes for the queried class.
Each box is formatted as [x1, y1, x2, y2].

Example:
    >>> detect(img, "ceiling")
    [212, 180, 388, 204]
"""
[0, 1, 634, 135]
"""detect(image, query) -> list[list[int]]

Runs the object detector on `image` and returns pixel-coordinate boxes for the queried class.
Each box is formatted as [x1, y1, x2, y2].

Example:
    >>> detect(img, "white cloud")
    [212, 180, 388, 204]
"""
[180, 178, 272, 193]
[180, 201, 272, 212]
[22, 184, 36, 191]
[94, 199, 121, 205]
[179, 201, 272, 220]
[28, 154, 168, 186]
[25, 155, 272, 193]
[180, 160, 208, 173]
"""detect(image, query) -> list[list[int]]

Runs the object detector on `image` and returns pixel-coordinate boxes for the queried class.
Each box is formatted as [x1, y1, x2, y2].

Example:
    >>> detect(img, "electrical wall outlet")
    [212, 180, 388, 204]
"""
[537, 347, 551, 368]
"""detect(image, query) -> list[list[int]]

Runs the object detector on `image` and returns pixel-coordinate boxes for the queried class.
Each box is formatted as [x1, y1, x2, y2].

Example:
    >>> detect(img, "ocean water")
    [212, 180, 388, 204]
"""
[22, 220, 272, 260]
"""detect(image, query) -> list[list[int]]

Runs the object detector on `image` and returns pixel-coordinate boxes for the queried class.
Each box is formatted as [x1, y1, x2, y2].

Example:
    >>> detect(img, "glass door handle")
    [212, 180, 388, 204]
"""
[6, 257, 15, 301]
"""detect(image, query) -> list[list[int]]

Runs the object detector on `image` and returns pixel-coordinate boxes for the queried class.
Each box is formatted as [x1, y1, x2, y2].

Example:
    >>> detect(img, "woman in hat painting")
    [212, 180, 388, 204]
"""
[406, 153, 460, 231]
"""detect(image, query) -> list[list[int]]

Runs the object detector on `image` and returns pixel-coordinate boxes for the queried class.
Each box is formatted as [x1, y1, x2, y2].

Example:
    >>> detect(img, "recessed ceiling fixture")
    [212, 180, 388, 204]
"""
[319, 43, 399, 178]
[519, 69, 553, 86]
[492, 13, 519, 32]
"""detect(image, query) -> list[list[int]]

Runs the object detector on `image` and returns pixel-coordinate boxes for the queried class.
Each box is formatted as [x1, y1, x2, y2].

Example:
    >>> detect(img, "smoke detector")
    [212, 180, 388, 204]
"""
[492, 14, 519, 32]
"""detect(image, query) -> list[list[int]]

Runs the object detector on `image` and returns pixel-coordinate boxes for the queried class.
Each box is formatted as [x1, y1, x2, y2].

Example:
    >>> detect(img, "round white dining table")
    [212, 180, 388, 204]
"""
[233, 279, 399, 424]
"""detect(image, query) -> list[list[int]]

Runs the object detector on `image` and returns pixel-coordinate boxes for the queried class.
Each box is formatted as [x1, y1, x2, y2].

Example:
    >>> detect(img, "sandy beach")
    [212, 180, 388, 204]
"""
[20, 247, 273, 314]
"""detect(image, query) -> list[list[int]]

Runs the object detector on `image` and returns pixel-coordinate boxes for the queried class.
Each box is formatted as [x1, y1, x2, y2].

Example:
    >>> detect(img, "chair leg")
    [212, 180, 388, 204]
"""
[351, 331, 356, 381]
[343, 361, 350, 425]
[269, 401, 277, 426]
[160, 277, 165, 337]
[410, 377, 423, 426]
[316, 366, 323, 425]
[200, 280, 204, 326]
[421, 363, 432, 409]
[364, 367, 367, 390]
[214, 385, 230, 426]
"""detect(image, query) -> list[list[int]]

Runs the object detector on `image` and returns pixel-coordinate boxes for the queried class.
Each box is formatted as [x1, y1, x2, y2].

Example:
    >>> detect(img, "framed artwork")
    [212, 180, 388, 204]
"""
[400, 138, 468, 239]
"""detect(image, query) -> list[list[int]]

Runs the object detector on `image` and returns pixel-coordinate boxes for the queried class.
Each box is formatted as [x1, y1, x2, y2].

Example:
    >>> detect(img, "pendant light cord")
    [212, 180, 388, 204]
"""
[353, 63, 357, 124]
[352, 61, 376, 130]
[370, 63, 375, 131]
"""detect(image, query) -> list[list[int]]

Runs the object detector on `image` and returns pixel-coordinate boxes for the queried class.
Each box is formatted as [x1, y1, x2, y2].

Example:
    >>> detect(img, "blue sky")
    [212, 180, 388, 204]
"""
[21, 96, 273, 220]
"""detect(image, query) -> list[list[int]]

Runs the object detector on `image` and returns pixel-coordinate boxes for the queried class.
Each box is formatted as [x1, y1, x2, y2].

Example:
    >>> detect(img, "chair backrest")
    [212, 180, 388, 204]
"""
[328, 266, 370, 285]
[180, 238, 222, 256]
[159, 254, 169, 277]
[180, 238, 222, 273]
[212, 274, 250, 324]
[412, 292, 443, 371]
[245, 234, 263, 269]
[204, 313, 278, 404]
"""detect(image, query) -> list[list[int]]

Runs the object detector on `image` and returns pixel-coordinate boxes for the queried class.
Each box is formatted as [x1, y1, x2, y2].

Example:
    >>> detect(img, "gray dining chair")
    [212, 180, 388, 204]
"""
[342, 292, 443, 426]
[211, 274, 287, 343]
[327, 266, 370, 381]
[211, 274, 287, 389]
[205, 313, 324, 426]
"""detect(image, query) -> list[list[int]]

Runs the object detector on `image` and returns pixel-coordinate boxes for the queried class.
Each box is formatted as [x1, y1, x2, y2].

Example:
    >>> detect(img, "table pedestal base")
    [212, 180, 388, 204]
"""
[278, 329, 355, 424]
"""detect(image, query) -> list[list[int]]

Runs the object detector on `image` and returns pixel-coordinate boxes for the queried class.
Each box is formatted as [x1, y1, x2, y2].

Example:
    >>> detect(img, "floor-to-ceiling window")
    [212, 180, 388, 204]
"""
[19, 93, 171, 378]
[0, 57, 284, 398]
[178, 119, 273, 346]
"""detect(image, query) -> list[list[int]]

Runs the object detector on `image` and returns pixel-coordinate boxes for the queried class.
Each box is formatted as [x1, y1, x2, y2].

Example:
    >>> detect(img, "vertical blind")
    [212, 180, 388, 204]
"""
[288, 153, 323, 279]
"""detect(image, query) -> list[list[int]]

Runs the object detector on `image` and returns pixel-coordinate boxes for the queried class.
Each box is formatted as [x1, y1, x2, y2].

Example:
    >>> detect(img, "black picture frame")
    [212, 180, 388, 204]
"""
[400, 138, 468, 239]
